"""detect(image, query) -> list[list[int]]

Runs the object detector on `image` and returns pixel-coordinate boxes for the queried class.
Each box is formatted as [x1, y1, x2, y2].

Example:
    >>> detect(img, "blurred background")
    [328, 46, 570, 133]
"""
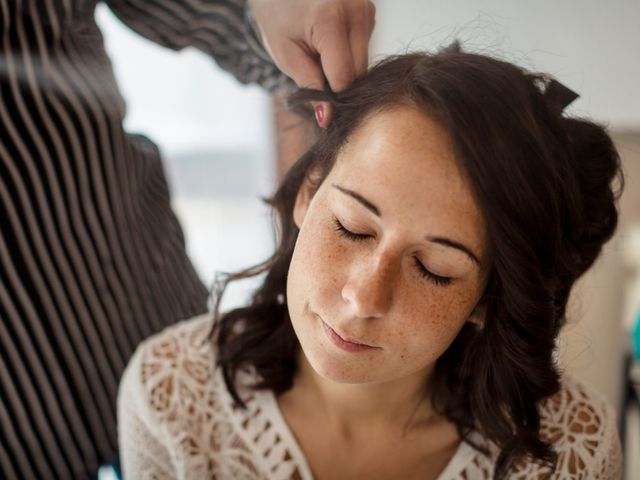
[96, 1, 640, 477]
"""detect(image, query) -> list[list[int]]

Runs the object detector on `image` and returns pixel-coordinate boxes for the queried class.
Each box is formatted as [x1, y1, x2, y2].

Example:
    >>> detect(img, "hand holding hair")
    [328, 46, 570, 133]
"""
[248, 0, 376, 128]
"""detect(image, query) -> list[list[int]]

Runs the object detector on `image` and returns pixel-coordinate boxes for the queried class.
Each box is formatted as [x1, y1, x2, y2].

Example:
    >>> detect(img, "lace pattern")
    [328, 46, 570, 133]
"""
[117, 314, 622, 479]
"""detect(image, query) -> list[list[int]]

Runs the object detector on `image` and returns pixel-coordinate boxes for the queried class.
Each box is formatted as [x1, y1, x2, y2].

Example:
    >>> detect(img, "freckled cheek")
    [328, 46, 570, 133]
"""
[388, 292, 473, 353]
[296, 223, 349, 301]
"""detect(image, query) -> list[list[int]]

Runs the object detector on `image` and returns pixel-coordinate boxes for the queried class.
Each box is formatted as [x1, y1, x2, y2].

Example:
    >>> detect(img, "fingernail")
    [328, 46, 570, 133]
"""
[315, 104, 325, 127]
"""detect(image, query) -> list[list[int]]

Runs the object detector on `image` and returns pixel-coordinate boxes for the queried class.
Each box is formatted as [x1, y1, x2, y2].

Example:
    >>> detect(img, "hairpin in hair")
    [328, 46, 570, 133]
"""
[543, 79, 579, 113]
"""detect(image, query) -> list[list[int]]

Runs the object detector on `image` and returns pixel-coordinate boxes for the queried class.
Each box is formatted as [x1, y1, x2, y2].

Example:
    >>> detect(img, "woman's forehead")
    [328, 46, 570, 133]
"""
[325, 107, 487, 249]
[335, 106, 459, 184]
[328, 108, 469, 193]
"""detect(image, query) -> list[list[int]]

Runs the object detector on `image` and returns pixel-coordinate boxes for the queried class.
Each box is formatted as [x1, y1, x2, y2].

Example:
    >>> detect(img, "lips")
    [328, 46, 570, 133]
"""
[317, 315, 379, 352]
[330, 324, 374, 347]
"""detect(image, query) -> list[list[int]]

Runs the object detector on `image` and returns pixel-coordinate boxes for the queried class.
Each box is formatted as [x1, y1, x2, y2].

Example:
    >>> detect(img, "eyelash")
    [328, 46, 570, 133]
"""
[332, 217, 453, 287]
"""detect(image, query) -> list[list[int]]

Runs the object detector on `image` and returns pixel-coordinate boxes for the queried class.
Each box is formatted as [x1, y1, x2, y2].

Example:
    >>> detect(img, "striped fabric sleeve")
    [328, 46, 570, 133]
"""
[102, 0, 295, 93]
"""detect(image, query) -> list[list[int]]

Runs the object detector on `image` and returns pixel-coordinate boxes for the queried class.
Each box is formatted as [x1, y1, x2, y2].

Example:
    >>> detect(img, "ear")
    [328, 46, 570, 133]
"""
[293, 176, 316, 229]
[467, 302, 486, 328]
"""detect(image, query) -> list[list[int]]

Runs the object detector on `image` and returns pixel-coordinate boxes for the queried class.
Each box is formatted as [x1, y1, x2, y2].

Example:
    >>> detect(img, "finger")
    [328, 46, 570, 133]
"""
[314, 17, 356, 92]
[367, 2, 377, 51]
[279, 43, 326, 90]
[348, 0, 376, 77]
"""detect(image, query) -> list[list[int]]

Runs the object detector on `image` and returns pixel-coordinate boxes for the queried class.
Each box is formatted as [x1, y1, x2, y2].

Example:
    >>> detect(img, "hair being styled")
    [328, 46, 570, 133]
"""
[211, 43, 623, 478]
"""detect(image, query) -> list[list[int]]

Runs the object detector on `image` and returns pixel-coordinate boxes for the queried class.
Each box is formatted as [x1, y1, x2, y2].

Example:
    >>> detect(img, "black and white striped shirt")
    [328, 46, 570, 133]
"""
[0, 1, 290, 478]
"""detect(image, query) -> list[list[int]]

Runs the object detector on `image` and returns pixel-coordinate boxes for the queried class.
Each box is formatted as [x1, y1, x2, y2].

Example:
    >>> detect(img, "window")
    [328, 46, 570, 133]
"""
[97, 5, 276, 310]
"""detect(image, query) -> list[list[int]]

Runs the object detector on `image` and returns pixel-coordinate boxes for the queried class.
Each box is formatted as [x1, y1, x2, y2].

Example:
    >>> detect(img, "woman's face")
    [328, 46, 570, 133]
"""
[287, 106, 489, 385]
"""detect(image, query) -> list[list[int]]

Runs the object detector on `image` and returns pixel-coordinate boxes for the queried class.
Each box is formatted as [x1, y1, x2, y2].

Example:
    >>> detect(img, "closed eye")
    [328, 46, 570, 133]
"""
[413, 258, 452, 287]
[332, 217, 453, 287]
[333, 217, 371, 241]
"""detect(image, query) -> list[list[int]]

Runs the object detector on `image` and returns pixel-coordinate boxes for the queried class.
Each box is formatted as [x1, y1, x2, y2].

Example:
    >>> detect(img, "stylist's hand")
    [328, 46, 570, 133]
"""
[248, 0, 376, 128]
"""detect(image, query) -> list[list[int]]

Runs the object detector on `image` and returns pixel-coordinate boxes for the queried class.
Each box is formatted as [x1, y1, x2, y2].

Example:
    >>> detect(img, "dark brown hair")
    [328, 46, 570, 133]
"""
[211, 43, 623, 478]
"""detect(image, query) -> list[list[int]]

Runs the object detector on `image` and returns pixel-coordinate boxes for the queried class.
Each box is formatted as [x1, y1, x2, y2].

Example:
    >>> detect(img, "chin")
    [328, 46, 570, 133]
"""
[303, 345, 381, 384]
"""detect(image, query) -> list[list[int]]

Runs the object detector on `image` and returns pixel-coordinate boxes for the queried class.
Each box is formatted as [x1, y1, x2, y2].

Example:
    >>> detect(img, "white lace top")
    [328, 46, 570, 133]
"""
[117, 314, 623, 479]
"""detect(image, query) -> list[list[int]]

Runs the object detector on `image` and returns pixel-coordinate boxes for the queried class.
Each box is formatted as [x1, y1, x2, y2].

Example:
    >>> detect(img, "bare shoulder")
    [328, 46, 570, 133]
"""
[516, 373, 623, 479]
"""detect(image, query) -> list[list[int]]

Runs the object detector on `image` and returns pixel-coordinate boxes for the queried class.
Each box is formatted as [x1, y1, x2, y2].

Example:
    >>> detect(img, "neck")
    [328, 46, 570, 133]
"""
[292, 349, 437, 440]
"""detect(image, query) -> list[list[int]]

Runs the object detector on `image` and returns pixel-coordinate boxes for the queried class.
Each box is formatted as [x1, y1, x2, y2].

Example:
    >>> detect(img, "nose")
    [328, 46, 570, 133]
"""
[341, 252, 397, 319]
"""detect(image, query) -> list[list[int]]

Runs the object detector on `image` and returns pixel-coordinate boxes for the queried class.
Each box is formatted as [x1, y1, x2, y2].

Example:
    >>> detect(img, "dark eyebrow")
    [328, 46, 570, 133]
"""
[332, 183, 481, 266]
[332, 184, 381, 216]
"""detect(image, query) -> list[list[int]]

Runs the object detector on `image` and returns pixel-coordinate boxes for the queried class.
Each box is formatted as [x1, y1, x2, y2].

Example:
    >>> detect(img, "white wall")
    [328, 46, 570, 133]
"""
[372, 0, 640, 130]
